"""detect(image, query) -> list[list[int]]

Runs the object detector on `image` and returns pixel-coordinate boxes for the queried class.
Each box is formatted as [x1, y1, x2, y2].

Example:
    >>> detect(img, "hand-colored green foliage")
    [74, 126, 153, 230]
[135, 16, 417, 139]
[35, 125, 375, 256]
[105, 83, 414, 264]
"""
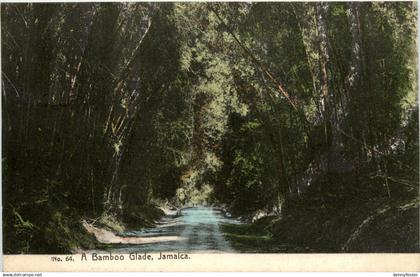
[2, 2, 418, 253]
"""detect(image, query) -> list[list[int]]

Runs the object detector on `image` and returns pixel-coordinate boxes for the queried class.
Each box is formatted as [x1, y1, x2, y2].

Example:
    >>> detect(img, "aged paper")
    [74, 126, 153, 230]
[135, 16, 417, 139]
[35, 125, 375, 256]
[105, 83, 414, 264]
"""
[3, 254, 420, 272]
[2, 1, 419, 272]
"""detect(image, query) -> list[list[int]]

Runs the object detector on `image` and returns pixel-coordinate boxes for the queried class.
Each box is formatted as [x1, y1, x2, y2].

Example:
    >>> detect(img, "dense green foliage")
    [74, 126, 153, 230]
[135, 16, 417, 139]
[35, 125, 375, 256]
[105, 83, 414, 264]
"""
[2, 2, 418, 253]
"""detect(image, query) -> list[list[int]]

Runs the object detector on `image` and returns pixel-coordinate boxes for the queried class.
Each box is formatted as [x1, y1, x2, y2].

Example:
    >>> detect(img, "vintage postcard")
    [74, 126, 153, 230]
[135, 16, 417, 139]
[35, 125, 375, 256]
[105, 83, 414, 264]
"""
[1, 1, 419, 272]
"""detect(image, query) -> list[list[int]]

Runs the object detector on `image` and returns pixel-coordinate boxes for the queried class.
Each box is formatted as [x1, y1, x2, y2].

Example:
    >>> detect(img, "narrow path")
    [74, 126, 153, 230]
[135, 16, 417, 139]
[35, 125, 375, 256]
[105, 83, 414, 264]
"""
[109, 206, 239, 253]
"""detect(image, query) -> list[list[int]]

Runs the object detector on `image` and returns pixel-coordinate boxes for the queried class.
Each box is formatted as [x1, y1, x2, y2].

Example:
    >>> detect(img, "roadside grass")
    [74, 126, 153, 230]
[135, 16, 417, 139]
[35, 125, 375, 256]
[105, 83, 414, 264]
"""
[222, 170, 418, 253]
[221, 216, 300, 253]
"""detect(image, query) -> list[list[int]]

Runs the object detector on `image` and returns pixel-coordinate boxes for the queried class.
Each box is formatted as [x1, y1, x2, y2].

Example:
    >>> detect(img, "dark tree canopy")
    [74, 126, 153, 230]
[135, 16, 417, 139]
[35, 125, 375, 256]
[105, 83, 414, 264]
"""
[2, 2, 418, 253]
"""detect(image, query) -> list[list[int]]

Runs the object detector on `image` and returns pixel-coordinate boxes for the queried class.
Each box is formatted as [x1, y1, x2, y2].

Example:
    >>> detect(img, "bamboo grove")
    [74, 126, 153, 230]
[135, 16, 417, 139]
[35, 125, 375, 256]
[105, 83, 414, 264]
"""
[2, 2, 418, 253]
